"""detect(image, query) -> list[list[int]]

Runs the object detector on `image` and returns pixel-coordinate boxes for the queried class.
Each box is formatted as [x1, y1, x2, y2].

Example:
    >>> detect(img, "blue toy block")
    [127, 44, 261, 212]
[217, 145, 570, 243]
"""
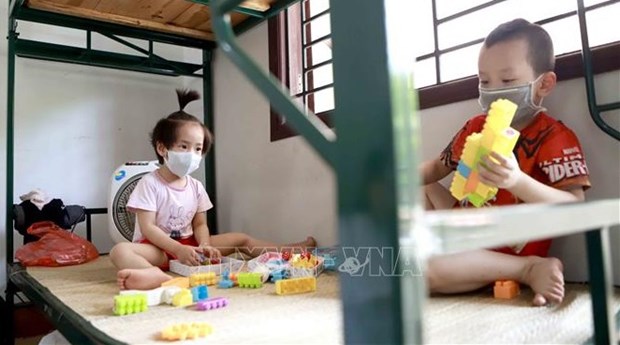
[270, 269, 290, 282]
[456, 161, 472, 178]
[190, 285, 209, 302]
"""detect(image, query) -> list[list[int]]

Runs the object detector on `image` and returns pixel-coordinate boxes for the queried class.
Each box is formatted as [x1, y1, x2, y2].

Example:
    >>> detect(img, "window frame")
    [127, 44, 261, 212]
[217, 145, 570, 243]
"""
[269, 1, 620, 142]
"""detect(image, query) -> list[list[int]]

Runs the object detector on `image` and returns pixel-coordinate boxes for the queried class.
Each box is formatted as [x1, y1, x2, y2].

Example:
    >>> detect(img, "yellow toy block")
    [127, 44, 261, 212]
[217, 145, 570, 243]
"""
[460, 133, 481, 166]
[474, 183, 495, 199]
[161, 277, 189, 289]
[491, 128, 520, 157]
[450, 99, 519, 207]
[450, 174, 467, 200]
[171, 289, 193, 307]
[275, 277, 317, 295]
[189, 272, 218, 287]
[160, 322, 212, 341]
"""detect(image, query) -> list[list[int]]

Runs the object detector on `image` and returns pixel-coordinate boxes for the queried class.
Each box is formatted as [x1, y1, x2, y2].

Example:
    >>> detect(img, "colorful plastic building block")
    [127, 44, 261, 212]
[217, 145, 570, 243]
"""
[161, 277, 190, 289]
[161, 286, 183, 305]
[113, 294, 148, 316]
[171, 289, 193, 307]
[189, 272, 218, 287]
[237, 272, 263, 288]
[160, 322, 212, 341]
[321, 254, 337, 270]
[275, 276, 317, 295]
[196, 297, 229, 311]
[218, 270, 235, 289]
[251, 265, 271, 283]
[290, 253, 319, 269]
[494, 280, 520, 299]
[450, 99, 520, 207]
[281, 250, 291, 261]
[120, 287, 165, 306]
[190, 285, 209, 302]
[270, 268, 290, 282]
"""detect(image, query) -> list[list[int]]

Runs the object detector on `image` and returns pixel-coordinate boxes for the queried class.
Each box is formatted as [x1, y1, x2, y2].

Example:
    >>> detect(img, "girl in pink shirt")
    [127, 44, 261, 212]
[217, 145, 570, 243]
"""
[110, 90, 316, 290]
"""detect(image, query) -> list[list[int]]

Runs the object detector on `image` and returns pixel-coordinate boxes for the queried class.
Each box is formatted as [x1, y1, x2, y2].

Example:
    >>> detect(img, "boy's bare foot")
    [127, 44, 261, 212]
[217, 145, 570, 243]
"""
[117, 267, 172, 290]
[521, 257, 564, 306]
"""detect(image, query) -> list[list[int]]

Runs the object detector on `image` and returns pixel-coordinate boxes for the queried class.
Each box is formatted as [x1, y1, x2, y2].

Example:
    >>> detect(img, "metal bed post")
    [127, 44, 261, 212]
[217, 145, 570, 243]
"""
[4, 1, 18, 343]
[576, 0, 620, 141]
[202, 49, 218, 234]
[585, 228, 617, 345]
[576, 1, 619, 342]
[330, 0, 422, 343]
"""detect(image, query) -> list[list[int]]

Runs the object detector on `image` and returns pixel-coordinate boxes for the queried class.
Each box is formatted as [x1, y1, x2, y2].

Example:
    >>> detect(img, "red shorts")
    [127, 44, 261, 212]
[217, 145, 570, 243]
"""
[139, 236, 199, 270]
[492, 240, 552, 257]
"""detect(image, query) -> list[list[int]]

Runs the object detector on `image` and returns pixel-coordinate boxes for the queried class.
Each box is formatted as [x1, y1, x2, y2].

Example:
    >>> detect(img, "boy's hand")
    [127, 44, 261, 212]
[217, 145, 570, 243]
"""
[199, 244, 222, 260]
[174, 245, 202, 266]
[478, 152, 523, 189]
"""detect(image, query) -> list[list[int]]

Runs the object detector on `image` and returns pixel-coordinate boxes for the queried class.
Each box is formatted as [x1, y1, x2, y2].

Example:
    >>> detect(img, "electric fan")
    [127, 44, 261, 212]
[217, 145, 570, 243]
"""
[108, 161, 159, 243]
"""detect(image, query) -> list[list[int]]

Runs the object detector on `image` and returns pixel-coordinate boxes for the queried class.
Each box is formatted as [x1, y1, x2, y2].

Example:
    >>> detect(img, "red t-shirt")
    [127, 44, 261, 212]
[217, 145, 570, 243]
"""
[439, 112, 591, 256]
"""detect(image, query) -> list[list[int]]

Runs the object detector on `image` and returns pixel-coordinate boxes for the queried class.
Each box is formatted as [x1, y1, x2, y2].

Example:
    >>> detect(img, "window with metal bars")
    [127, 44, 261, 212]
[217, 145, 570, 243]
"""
[269, 0, 620, 141]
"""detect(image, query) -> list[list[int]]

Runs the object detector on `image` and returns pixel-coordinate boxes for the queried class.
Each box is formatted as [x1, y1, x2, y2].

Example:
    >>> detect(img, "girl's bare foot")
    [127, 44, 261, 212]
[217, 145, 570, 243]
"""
[521, 257, 564, 306]
[117, 267, 172, 290]
[287, 236, 317, 251]
[304, 236, 317, 248]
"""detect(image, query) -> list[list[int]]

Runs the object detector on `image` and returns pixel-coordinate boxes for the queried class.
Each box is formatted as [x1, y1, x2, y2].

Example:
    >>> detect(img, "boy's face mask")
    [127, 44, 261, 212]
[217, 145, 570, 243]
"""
[478, 74, 546, 126]
[165, 150, 202, 178]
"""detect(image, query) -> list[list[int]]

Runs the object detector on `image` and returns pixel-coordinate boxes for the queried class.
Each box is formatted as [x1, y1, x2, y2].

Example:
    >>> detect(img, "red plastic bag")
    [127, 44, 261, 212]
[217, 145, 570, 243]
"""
[15, 221, 99, 267]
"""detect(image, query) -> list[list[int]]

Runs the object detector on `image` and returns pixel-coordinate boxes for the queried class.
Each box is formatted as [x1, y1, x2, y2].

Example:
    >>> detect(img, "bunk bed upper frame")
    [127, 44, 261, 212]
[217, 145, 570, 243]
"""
[4, 0, 620, 344]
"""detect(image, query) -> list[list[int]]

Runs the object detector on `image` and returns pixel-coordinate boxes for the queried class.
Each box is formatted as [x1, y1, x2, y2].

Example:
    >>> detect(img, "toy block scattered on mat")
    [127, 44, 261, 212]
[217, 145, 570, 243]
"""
[114, 294, 148, 316]
[494, 280, 520, 299]
[450, 99, 519, 207]
[196, 297, 229, 311]
[290, 252, 319, 269]
[120, 286, 186, 306]
[276, 276, 317, 295]
[160, 322, 212, 341]
[162, 286, 182, 305]
[189, 272, 217, 287]
[169, 257, 245, 277]
[237, 272, 263, 288]
[120, 287, 164, 306]
[161, 277, 189, 289]
[190, 285, 209, 302]
[218, 270, 235, 289]
[172, 289, 193, 307]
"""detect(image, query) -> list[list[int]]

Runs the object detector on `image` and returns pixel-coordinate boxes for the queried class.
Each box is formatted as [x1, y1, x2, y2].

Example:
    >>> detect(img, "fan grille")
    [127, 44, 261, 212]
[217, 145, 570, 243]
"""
[112, 173, 148, 241]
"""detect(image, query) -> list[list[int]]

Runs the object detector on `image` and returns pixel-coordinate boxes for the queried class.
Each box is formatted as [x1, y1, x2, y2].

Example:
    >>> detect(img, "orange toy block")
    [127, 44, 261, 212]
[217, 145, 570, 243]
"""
[494, 280, 520, 299]
[161, 277, 190, 289]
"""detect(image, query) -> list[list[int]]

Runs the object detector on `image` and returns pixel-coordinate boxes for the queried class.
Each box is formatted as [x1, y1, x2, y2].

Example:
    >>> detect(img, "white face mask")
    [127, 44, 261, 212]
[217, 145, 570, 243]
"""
[164, 151, 202, 178]
[478, 74, 546, 126]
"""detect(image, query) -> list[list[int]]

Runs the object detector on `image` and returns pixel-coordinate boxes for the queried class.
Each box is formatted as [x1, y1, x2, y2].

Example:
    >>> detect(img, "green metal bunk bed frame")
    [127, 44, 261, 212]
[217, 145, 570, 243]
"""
[4, 0, 620, 344]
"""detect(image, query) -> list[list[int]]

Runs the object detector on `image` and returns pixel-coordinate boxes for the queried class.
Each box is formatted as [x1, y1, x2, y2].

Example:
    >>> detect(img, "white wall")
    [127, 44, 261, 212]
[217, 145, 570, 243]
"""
[211, 23, 619, 283]
[0, 4, 199, 293]
[198, 22, 337, 247]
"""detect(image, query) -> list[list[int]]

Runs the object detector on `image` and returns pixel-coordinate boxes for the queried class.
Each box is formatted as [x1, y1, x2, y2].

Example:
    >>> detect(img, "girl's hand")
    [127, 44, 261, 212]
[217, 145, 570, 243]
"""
[199, 244, 222, 260]
[174, 245, 202, 266]
[478, 152, 523, 190]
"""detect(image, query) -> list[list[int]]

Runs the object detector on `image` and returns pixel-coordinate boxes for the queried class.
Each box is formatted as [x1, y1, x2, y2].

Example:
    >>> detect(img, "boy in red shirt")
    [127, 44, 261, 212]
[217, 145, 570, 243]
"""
[422, 19, 590, 306]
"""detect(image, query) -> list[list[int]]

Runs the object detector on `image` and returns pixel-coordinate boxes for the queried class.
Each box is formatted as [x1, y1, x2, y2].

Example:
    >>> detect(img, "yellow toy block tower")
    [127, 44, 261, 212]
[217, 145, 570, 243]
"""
[449, 99, 519, 207]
